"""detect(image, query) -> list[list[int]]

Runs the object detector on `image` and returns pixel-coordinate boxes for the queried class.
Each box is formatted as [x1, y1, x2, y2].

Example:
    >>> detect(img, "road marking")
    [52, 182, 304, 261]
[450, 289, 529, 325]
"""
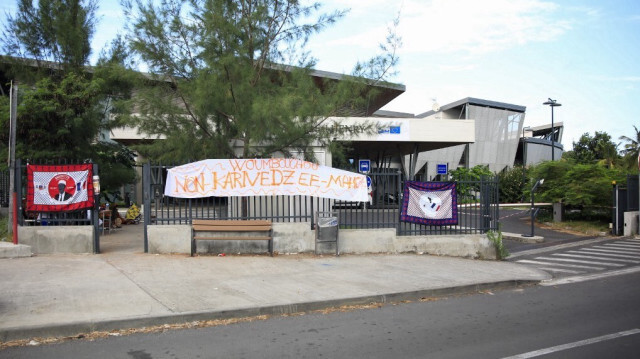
[601, 243, 640, 250]
[579, 248, 640, 257]
[617, 241, 640, 246]
[540, 266, 640, 286]
[517, 259, 604, 270]
[536, 256, 624, 267]
[535, 267, 583, 274]
[600, 247, 640, 253]
[556, 253, 640, 264]
[595, 245, 640, 252]
[502, 328, 640, 358]
[507, 238, 612, 259]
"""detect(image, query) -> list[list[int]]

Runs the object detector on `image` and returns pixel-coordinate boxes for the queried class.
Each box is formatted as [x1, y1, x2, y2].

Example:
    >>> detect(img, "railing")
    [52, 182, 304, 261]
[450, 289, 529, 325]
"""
[144, 163, 499, 236]
[0, 169, 9, 207]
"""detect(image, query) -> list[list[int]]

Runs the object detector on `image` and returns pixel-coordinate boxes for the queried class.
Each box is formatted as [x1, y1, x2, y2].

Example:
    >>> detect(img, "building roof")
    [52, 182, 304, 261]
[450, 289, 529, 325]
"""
[525, 122, 564, 137]
[416, 97, 526, 118]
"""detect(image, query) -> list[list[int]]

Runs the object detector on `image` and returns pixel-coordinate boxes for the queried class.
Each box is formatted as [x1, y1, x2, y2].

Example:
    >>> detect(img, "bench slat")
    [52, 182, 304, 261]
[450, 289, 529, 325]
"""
[192, 219, 271, 226]
[193, 225, 271, 232]
[191, 219, 273, 257]
[194, 236, 272, 241]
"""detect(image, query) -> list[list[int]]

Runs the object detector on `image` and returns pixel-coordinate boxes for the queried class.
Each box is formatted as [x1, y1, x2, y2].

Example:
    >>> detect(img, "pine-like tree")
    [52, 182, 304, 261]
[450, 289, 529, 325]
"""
[118, 0, 401, 162]
[0, 0, 137, 189]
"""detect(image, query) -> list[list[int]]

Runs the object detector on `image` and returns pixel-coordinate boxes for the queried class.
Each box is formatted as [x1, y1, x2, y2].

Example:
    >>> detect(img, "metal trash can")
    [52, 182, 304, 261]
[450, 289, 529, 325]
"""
[315, 211, 339, 256]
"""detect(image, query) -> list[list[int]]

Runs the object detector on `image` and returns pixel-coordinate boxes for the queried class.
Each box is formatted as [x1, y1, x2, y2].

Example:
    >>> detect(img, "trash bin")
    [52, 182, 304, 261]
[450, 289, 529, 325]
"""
[315, 211, 339, 256]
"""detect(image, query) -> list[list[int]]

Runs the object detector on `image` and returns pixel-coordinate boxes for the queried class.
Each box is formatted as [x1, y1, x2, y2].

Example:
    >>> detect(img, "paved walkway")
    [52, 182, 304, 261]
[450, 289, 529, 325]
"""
[0, 224, 549, 342]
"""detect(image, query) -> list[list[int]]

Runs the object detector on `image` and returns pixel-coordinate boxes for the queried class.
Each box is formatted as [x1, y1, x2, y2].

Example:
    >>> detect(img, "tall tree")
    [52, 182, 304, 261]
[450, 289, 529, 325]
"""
[118, 0, 400, 162]
[1, 0, 97, 74]
[563, 131, 619, 168]
[0, 0, 137, 191]
[619, 125, 640, 172]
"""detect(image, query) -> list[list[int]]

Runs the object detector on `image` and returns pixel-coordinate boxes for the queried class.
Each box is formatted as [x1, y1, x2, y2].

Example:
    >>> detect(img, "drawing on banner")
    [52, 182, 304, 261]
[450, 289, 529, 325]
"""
[419, 193, 443, 217]
[51, 175, 75, 202]
[164, 158, 368, 202]
[400, 181, 458, 226]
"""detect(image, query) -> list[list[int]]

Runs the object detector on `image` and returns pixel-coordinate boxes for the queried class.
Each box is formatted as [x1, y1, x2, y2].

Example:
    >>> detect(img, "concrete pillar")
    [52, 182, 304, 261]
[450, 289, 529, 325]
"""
[553, 202, 564, 222]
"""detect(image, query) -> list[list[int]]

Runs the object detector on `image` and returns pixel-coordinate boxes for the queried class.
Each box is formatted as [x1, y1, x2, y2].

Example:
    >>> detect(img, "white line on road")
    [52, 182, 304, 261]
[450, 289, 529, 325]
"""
[571, 249, 640, 259]
[507, 238, 612, 259]
[617, 241, 640, 246]
[595, 245, 640, 252]
[502, 328, 640, 358]
[541, 266, 640, 286]
[535, 267, 583, 274]
[555, 253, 640, 264]
[536, 256, 624, 267]
[601, 243, 640, 250]
[578, 248, 640, 258]
[517, 259, 604, 270]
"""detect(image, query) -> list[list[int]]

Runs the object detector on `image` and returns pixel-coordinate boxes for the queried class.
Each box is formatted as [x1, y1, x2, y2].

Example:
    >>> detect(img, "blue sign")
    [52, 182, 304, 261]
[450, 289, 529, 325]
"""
[366, 176, 372, 188]
[359, 159, 370, 173]
[378, 126, 401, 134]
[437, 163, 448, 175]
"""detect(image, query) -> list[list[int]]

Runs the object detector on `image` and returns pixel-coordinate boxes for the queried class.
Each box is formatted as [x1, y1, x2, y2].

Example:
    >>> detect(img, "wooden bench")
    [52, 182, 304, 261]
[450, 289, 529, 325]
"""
[191, 219, 273, 256]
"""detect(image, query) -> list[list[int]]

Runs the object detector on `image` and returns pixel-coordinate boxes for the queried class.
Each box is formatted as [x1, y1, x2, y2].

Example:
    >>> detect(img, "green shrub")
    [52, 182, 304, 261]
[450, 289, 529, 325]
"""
[487, 230, 509, 260]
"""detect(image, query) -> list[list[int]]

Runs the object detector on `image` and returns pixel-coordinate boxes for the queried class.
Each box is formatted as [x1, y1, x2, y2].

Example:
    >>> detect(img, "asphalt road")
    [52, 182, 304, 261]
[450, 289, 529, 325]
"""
[508, 237, 640, 279]
[499, 208, 598, 253]
[3, 271, 639, 358]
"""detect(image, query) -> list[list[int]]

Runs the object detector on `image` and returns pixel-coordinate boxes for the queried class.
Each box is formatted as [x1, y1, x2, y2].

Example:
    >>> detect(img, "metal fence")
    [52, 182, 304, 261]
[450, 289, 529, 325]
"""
[143, 163, 500, 236]
[0, 169, 8, 207]
[626, 174, 639, 212]
[612, 174, 639, 235]
[397, 175, 499, 235]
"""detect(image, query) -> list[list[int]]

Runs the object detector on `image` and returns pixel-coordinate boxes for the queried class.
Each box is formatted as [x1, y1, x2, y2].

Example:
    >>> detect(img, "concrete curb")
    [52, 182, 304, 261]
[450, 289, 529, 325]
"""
[0, 279, 540, 342]
[0, 242, 32, 259]
[502, 232, 544, 244]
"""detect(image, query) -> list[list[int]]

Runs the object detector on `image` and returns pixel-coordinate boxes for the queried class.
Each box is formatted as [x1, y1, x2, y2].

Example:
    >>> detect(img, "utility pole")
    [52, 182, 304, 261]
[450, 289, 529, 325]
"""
[8, 81, 17, 238]
[543, 98, 561, 161]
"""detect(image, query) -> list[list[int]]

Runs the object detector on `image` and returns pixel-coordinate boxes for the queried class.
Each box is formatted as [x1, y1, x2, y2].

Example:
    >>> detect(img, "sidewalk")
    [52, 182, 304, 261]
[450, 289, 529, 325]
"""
[0, 224, 550, 342]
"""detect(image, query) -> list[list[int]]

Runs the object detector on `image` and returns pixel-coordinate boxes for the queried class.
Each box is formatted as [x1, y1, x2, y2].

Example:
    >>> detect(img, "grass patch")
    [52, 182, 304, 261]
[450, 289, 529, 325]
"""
[539, 220, 610, 236]
[487, 230, 509, 260]
[0, 215, 8, 242]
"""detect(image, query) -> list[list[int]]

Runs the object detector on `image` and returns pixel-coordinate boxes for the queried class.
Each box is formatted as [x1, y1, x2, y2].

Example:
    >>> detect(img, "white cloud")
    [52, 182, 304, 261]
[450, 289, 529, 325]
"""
[322, 0, 573, 56]
[438, 64, 477, 72]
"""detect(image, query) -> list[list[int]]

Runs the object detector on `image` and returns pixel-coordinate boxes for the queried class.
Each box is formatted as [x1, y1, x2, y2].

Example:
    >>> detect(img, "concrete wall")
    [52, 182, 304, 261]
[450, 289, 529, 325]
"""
[147, 222, 497, 259]
[339, 229, 496, 259]
[18, 226, 94, 254]
[624, 211, 639, 236]
[148, 225, 192, 254]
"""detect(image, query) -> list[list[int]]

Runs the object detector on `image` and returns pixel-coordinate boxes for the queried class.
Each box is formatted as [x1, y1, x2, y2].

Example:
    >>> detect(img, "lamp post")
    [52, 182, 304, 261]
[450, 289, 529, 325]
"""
[543, 98, 561, 161]
[522, 178, 544, 238]
[521, 126, 531, 202]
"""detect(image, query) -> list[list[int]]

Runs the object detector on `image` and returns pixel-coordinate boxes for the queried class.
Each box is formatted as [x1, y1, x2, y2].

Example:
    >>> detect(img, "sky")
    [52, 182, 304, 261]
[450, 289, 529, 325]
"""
[2, 0, 639, 151]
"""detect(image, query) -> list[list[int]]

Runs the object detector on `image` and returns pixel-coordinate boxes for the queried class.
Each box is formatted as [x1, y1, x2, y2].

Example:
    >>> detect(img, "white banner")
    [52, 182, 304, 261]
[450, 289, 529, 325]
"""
[164, 159, 368, 201]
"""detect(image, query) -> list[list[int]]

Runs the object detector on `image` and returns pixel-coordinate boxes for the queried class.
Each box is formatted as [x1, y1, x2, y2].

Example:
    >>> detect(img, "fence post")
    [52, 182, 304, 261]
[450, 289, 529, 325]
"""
[481, 176, 491, 233]
[15, 158, 23, 227]
[93, 163, 100, 254]
[143, 162, 151, 253]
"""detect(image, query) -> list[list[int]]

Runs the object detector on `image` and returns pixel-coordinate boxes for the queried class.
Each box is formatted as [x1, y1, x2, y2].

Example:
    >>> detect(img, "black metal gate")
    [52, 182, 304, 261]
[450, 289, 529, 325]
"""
[142, 162, 500, 249]
[612, 175, 639, 236]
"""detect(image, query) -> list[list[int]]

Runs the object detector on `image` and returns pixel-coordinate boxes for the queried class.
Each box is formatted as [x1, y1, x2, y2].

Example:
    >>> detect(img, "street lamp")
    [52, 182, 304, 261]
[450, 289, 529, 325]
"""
[522, 178, 544, 238]
[521, 126, 531, 202]
[543, 98, 561, 161]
